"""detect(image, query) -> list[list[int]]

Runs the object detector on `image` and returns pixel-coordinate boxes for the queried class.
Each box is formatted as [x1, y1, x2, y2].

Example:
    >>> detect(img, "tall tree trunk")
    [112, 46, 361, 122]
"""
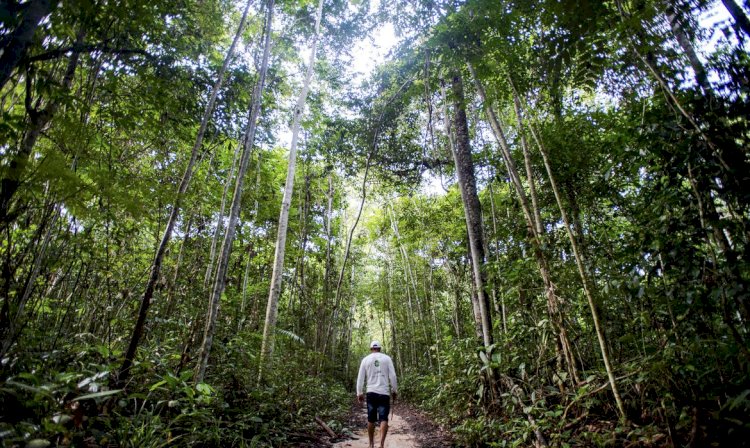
[117, 0, 255, 386]
[257, 0, 323, 382]
[665, 3, 712, 95]
[165, 217, 192, 318]
[440, 81, 487, 345]
[512, 94, 543, 235]
[291, 170, 311, 317]
[428, 264, 443, 379]
[444, 262, 464, 339]
[194, 0, 275, 384]
[513, 84, 627, 419]
[205, 143, 241, 287]
[318, 173, 334, 354]
[0, 0, 51, 91]
[487, 181, 507, 333]
[469, 63, 580, 386]
[385, 270, 402, 376]
[447, 71, 493, 348]
[237, 244, 253, 332]
[721, 0, 750, 39]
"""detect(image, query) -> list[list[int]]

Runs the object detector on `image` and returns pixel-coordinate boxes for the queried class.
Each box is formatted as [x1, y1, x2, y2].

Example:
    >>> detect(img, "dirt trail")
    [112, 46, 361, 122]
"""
[333, 402, 453, 448]
[334, 409, 418, 448]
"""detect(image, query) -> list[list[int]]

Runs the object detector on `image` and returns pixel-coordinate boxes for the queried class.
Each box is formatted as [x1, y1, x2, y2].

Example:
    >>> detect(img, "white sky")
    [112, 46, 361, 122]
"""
[349, 20, 397, 83]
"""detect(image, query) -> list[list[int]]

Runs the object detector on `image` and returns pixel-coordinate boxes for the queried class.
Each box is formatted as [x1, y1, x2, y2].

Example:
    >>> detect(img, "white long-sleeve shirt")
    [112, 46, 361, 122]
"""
[356, 352, 397, 396]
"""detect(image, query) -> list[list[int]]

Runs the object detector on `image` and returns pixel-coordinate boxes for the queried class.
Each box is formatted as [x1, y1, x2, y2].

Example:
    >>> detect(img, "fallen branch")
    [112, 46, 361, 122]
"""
[315, 416, 337, 439]
[562, 372, 638, 421]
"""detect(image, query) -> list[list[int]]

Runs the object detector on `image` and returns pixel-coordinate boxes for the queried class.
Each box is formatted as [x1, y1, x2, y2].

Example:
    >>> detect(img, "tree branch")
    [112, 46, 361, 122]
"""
[26, 44, 153, 63]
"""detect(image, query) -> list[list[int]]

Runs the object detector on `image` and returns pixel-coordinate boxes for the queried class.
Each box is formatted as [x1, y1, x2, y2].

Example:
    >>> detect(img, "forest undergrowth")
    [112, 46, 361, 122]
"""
[0, 332, 352, 447]
[401, 337, 750, 447]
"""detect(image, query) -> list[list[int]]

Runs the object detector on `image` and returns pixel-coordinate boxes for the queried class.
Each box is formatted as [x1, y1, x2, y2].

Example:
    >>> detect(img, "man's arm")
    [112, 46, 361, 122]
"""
[388, 358, 398, 397]
[356, 359, 366, 401]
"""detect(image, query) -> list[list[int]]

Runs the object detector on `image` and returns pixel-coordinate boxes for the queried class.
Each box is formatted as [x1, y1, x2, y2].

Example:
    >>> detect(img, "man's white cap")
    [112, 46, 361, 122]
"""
[370, 340, 381, 349]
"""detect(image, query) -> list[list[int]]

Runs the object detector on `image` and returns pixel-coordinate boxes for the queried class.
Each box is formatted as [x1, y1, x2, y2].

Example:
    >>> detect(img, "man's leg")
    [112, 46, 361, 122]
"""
[366, 393, 377, 448]
[368, 422, 375, 448]
[377, 394, 390, 448]
[379, 421, 389, 448]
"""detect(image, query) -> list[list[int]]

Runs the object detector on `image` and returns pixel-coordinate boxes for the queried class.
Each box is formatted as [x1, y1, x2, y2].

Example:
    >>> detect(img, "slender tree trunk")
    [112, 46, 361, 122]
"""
[117, 0, 255, 386]
[446, 71, 493, 348]
[467, 249, 485, 341]
[164, 217, 192, 318]
[512, 94, 543, 235]
[470, 64, 580, 386]
[385, 270, 402, 376]
[487, 181, 507, 333]
[721, 0, 750, 39]
[258, 0, 323, 382]
[0, 0, 51, 91]
[445, 263, 464, 339]
[665, 3, 712, 95]
[237, 245, 253, 332]
[480, 190, 503, 340]
[205, 143, 241, 287]
[318, 173, 334, 353]
[514, 84, 627, 419]
[194, 0, 275, 384]
[428, 264, 443, 379]
[293, 170, 311, 316]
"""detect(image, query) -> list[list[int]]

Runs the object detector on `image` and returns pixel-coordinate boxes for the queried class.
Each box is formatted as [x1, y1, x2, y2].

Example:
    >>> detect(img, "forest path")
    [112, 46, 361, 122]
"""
[334, 402, 453, 448]
[334, 410, 417, 448]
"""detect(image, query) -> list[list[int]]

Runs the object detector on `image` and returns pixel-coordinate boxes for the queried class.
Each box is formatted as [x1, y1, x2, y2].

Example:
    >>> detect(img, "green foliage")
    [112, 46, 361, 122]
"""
[3, 0, 750, 446]
[0, 329, 352, 446]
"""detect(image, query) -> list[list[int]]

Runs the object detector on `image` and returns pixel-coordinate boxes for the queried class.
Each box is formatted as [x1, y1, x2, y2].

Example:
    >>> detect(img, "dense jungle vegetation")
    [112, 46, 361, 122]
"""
[1, 0, 749, 446]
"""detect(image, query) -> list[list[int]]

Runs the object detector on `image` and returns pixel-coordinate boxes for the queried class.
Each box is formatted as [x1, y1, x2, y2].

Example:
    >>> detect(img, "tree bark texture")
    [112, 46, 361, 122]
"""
[0, 0, 51, 91]
[258, 0, 324, 382]
[205, 143, 241, 287]
[449, 71, 493, 348]
[194, 0, 275, 384]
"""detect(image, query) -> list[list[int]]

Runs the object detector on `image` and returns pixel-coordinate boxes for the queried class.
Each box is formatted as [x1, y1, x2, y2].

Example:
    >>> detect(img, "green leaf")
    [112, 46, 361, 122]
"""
[150, 380, 167, 391]
[479, 350, 489, 365]
[73, 389, 123, 401]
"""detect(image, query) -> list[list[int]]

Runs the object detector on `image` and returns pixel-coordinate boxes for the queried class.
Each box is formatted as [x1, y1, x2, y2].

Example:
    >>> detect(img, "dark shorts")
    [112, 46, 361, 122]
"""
[366, 392, 390, 423]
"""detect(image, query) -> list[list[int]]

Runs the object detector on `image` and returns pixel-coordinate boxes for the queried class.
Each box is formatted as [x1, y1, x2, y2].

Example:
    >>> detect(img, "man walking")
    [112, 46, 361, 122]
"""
[356, 340, 398, 448]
